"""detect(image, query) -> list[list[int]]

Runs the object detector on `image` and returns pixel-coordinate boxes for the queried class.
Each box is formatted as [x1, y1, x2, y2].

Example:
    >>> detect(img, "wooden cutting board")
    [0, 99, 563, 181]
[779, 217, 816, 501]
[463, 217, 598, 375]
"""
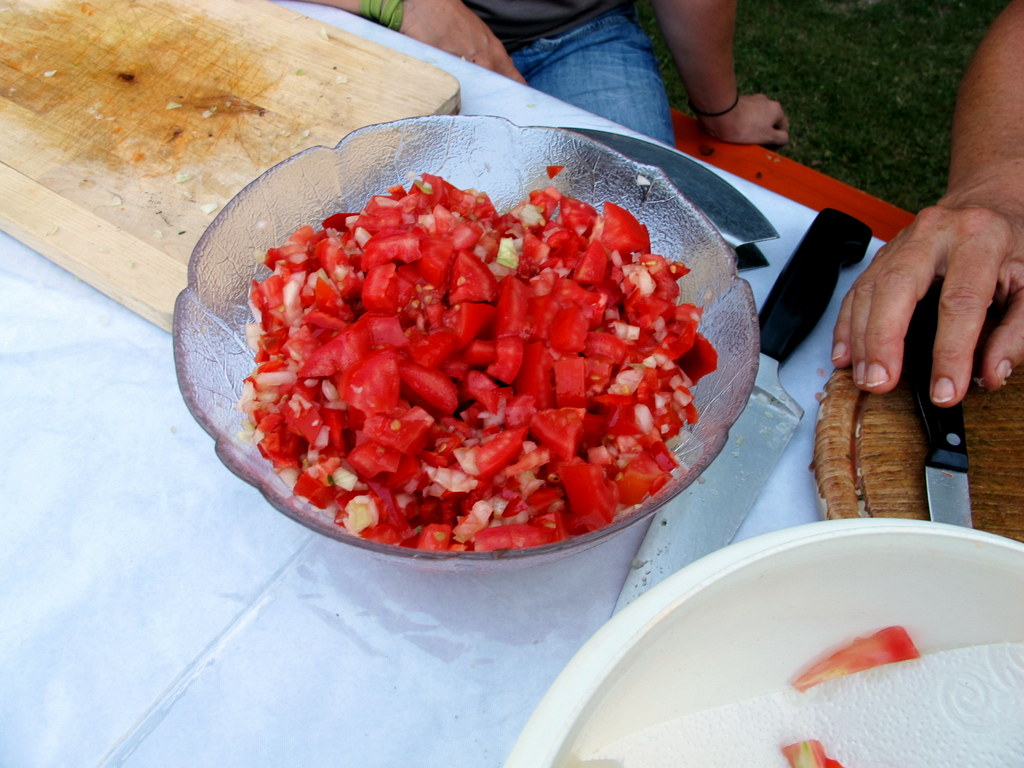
[815, 367, 1024, 542]
[0, 0, 460, 330]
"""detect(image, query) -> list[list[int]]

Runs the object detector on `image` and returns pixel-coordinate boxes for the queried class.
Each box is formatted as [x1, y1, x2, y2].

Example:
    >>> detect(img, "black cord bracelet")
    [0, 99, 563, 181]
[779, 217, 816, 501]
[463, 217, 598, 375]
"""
[688, 92, 740, 118]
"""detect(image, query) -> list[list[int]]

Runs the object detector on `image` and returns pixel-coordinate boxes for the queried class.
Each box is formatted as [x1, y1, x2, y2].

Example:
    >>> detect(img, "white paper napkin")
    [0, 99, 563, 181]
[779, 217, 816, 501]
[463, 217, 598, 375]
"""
[588, 642, 1024, 767]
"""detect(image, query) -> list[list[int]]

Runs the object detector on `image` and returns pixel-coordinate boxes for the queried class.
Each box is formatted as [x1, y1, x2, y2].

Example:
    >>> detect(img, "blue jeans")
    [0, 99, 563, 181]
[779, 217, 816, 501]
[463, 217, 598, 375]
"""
[510, 5, 676, 145]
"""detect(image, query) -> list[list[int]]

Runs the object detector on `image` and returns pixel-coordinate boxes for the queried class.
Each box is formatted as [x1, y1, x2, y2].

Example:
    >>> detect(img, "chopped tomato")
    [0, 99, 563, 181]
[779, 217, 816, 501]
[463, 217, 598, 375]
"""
[416, 523, 453, 551]
[486, 336, 524, 383]
[791, 626, 921, 692]
[398, 360, 459, 415]
[240, 174, 714, 551]
[552, 357, 586, 408]
[449, 252, 499, 304]
[616, 452, 672, 506]
[600, 201, 650, 255]
[529, 408, 584, 461]
[678, 332, 718, 383]
[339, 350, 400, 415]
[474, 522, 557, 551]
[781, 740, 846, 768]
[472, 427, 529, 479]
[560, 462, 617, 532]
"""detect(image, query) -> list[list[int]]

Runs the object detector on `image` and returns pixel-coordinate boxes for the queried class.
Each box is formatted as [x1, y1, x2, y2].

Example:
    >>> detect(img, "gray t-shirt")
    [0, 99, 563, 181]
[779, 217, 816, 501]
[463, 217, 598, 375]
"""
[465, 0, 632, 51]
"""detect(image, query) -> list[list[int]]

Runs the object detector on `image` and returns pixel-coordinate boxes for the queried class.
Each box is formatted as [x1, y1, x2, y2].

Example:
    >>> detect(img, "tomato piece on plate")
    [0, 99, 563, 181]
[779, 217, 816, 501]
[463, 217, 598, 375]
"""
[781, 740, 846, 768]
[791, 626, 920, 692]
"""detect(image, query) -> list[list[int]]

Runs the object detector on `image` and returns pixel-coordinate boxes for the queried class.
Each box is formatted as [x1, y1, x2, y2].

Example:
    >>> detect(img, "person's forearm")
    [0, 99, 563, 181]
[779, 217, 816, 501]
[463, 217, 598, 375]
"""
[301, 0, 525, 81]
[648, 0, 738, 113]
[831, 0, 1024, 404]
[946, 0, 1024, 203]
[648, 0, 788, 145]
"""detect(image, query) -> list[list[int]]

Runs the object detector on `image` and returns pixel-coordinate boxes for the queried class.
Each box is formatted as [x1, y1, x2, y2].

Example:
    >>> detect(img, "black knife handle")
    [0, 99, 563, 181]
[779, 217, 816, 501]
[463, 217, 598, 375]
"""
[759, 208, 872, 365]
[906, 284, 970, 473]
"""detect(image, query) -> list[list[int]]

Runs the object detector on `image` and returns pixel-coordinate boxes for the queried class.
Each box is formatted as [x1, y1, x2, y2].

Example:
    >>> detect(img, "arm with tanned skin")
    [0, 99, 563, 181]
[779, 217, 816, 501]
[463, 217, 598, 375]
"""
[314, 0, 526, 82]
[315, 0, 786, 145]
[649, 0, 789, 145]
[832, 0, 1024, 406]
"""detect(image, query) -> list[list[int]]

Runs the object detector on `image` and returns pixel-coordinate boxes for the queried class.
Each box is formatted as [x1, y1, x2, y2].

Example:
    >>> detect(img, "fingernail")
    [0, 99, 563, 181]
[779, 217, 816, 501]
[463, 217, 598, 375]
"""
[932, 377, 956, 404]
[996, 359, 1013, 386]
[865, 363, 889, 388]
[831, 341, 848, 362]
[854, 360, 866, 386]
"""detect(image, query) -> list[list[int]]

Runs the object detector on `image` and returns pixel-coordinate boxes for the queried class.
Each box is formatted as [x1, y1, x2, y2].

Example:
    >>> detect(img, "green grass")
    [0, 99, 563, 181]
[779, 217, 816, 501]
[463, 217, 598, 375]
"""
[639, 0, 1006, 213]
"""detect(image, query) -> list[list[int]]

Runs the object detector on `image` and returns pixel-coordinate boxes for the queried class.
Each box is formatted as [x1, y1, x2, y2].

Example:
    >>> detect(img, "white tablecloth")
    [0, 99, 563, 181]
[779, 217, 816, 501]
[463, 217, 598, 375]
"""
[0, 5, 881, 766]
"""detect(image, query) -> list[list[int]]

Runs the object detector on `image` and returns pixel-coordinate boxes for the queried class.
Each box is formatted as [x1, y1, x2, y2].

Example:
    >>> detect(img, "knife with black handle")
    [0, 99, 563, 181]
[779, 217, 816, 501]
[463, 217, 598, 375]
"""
[613, 208, 872, 612]
[905, 284, 973, 527]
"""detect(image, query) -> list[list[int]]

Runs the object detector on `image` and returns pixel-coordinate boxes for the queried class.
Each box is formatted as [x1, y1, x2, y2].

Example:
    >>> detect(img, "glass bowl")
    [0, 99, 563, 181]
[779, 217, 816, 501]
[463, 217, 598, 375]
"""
[172, 115, 758, 568]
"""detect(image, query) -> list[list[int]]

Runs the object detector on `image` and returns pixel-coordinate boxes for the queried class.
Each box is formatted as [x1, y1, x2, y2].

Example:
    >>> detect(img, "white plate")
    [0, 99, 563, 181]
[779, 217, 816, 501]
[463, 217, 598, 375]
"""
[505, 518, 1024, 766]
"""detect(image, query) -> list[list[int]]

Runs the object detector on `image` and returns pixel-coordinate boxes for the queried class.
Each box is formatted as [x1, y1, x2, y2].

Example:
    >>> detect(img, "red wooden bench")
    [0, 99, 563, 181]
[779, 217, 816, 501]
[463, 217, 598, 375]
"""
[671, 110, 915, 243]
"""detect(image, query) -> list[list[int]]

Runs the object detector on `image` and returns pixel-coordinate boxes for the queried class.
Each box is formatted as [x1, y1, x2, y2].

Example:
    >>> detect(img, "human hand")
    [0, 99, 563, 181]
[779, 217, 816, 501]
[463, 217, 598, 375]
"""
[401, 0, 526, 83]
[831, 200, 1024, 406]
[696, 93, 789, 146]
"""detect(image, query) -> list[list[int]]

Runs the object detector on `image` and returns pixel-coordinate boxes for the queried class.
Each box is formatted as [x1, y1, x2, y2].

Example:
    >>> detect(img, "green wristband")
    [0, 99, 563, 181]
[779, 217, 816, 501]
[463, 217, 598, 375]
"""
[359, 0, 404, 30]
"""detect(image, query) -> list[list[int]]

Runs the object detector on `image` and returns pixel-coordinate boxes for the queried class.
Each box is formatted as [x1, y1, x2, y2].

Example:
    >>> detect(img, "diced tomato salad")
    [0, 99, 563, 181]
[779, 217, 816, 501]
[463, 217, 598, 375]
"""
[239, 173, 716, 551]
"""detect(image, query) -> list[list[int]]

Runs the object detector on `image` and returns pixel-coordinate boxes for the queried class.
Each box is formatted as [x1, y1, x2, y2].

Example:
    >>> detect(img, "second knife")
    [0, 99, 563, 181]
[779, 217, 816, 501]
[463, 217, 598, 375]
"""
[906, 284, 973, 527]
[613, 208, 872, 612]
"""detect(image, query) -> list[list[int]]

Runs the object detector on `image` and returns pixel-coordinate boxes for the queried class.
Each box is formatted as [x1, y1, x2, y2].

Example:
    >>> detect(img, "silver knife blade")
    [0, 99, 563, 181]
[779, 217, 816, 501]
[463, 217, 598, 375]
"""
[613, 357, 801, 608]
[566, 128, 778, 266]
[924, 466, 973, 527]
[907, 285, 973, 528]
[614, 208, 872, 613]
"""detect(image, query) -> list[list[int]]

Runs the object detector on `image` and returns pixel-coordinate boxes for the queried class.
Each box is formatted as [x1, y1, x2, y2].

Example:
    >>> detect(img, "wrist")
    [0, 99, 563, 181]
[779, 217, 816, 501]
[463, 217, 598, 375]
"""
[688, 91, 740, 118]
